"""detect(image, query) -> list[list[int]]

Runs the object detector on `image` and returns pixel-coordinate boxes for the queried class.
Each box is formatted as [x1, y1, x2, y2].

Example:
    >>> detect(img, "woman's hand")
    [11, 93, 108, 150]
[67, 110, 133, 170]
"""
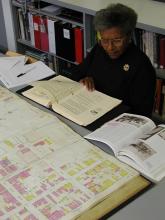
[79, 77, 95, 91]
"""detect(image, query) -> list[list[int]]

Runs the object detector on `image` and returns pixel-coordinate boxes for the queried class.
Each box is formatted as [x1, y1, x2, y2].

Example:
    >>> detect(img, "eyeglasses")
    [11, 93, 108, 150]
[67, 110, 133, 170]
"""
[100, 37, 126, 47]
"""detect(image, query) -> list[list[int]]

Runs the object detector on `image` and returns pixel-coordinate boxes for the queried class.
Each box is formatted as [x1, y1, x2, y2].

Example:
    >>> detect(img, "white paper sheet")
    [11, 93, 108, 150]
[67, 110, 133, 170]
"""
[0, 61, 55, 89]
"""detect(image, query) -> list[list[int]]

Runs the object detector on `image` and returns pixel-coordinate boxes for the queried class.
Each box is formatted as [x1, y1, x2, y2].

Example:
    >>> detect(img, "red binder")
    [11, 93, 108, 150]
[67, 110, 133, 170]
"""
[74, 27, 83, 64]
[159, 37, 165, 69]
[40, 16, 49, 52]
[32, 14, 41, 49]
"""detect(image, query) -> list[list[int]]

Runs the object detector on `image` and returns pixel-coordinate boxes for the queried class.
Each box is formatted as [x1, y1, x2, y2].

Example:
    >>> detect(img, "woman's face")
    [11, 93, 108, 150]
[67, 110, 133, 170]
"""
[99, 27, 130, 59]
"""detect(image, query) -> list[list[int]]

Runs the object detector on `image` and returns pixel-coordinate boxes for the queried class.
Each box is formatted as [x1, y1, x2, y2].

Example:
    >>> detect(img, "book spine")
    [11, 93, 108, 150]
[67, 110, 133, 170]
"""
[17, 8, 25, 40]
[148, 32, 154, 65]
[28, 11, 35, 46]
[32, 14, 41, 49]
[154, 78, 163, 114]
[153, 33, 159, 68]
[47, 19, 57, 54]
[161, 84, 165, 119]
[159, 37, 165, 69]
[40, 16, 49, 52]
[74, 27, 83, 64]
[24, 12, 31, 41]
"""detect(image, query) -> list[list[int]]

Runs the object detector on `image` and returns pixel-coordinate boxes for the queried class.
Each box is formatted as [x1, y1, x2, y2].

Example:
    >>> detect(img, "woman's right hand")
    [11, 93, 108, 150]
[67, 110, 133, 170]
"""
[79, 77, 95, 91]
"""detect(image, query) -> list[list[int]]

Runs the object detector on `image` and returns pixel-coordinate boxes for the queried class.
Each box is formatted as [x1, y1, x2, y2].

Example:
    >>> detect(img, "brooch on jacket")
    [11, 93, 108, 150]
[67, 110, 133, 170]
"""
[123, 64, 130, 71]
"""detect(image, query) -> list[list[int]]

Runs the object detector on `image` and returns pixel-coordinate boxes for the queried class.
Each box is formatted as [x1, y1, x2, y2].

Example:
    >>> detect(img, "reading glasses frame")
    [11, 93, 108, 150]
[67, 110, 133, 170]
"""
[100, 36, 127, 47]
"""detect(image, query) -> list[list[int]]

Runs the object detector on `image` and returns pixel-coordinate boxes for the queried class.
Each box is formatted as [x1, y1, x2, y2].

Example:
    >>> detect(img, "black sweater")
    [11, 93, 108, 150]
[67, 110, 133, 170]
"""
[71, 42, 156, 117]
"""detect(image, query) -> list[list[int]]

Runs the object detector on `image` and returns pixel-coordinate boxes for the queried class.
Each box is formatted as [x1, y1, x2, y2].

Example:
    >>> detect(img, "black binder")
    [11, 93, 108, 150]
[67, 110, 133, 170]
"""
[55, 21, 75, 62]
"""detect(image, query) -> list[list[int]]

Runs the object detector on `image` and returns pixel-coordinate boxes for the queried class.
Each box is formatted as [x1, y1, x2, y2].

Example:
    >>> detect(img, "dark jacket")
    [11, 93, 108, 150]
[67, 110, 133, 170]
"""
[71, 42, 156, 117]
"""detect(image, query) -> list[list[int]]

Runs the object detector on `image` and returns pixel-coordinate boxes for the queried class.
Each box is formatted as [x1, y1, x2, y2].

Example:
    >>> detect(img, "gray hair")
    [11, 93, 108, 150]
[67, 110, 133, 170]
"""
[94, 3, 137, 35]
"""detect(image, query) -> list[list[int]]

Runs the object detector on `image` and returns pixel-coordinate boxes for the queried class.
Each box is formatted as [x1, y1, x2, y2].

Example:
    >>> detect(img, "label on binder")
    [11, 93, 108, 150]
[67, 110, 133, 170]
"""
[63, 29, 70, 39]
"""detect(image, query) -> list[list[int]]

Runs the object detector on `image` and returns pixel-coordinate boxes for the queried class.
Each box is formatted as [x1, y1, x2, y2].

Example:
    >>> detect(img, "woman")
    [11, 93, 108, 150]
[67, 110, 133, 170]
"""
[71, 3, 156, 117]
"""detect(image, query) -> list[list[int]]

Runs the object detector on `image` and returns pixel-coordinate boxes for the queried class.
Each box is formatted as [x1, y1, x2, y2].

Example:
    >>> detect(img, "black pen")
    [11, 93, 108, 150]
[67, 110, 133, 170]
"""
[17, 66, 35, 77]
[17, 73, 26, 77]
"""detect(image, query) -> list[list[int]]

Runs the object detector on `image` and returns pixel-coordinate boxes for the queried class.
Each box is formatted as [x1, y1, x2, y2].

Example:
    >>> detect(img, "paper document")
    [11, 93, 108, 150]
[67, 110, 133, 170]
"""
[0, 61, 55, 89]
[0, 56, 26, 72]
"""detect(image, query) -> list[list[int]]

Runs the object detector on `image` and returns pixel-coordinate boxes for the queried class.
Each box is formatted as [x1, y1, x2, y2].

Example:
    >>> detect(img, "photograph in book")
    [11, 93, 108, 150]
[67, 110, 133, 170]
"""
[85, 113, 165, 182]
[21, 75, 122, 126]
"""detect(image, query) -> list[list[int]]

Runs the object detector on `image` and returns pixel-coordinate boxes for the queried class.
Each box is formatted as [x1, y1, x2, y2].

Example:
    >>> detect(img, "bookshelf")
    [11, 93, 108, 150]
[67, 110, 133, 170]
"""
[4, 0, 165, 121]
[10, 0, 95, 77]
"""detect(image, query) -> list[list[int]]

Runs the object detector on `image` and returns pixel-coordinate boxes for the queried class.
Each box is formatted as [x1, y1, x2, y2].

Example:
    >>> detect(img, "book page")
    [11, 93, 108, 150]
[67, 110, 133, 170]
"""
[22, 85, 54, 107]
[22, 75, 81, 107]
[85, 113, 156, 155]
[0, 55, 26, 72]
[30, 75, 81, 102]
[118, 125, 165, 182]
[52, 86, 121, 125]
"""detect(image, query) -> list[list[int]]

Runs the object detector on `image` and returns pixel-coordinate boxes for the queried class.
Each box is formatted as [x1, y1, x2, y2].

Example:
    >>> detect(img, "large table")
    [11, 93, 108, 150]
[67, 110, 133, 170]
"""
[31, 99, 165, 220]
[1, 50, 164, 219]
[15, 88, 152, 220]
[0, 53, 160, 218]
[0, 63, 158, 218]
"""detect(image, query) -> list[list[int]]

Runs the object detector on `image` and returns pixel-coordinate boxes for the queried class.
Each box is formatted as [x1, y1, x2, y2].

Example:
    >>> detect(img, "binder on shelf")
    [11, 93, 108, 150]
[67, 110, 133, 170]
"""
[40, 16, 49, 52]
[153, 32, 159, 68]
[55, 21, 75, 62]
[47, 18, 57, 54]
[17, 8, 31, 41]
[28, 11, 35, 46]
[17, 8, 25, 40]
[74, 26, 84, 63]
[159, 37, 165, 69]
[24, 12, 31, 41]
[154, 78, 163, 114]
[32, 14, 41, 49]
[161, 84, 165, 119]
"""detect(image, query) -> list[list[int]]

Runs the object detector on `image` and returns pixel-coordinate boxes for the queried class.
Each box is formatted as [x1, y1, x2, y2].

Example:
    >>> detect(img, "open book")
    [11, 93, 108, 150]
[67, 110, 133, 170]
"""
[22, 75, 122, 126]
[85, 113, 165, 182]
